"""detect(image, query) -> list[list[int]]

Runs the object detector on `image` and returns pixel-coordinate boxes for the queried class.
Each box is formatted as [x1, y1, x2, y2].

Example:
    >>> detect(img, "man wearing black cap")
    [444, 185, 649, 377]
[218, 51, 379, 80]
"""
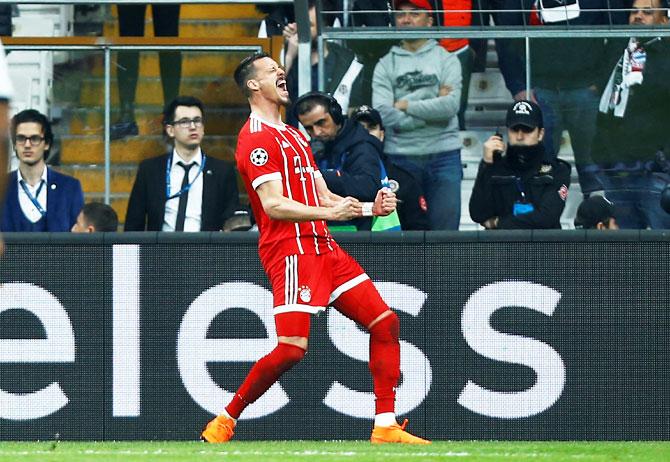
[469, 100, 572, 229]
[352, 105, 429, 230]
[574, 196, 619, 230]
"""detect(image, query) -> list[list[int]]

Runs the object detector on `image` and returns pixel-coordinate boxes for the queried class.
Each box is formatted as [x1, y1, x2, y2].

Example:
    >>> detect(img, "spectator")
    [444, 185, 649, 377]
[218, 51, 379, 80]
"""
[0, 4, 11, 38]
[71, 202, 119, 233]
[372, 0, 463, 230]
[469, 100, 571, 229]
[295, 91, 382, 230]
[592, 0, 670, 229]
[283, 0, 364, 126]
[574, 195, 618, 230]
[124, 96, 240, 232]
[348, 0, 397, 108]
[528, 0, 628, 196]
[1, 110, 84, 232]
[0, 38, 12, 255]
[470, 0, 532, 100]
[351, 105, 430, 230]
[111, 3, 181, 140]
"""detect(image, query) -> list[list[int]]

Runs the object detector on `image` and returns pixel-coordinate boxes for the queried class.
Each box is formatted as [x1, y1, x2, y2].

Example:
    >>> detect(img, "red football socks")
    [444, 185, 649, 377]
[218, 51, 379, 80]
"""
[225, 342, 306, 419]
[368, 312, 400, 415]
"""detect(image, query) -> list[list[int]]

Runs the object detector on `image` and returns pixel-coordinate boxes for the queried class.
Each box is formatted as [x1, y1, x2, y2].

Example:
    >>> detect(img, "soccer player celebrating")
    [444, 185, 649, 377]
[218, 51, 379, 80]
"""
[200, 52, 429, 445]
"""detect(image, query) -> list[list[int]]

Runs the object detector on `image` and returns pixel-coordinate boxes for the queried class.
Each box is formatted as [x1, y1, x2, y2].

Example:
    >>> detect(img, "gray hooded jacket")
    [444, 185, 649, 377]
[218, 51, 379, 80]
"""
[372, 39, 462, 156]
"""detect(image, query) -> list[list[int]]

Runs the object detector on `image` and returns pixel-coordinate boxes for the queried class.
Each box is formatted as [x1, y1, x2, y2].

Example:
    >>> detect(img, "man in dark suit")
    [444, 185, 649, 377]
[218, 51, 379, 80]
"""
[1, 110, 84, 232]
[124, 96, 241, 232]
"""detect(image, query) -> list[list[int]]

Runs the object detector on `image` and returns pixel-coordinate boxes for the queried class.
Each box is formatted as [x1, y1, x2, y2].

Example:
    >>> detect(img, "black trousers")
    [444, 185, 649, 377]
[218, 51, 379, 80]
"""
[116, 4, 181, 109]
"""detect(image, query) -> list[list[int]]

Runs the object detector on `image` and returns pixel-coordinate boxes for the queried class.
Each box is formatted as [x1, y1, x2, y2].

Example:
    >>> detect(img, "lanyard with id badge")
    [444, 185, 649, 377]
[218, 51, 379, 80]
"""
[513, 177, 534, 216]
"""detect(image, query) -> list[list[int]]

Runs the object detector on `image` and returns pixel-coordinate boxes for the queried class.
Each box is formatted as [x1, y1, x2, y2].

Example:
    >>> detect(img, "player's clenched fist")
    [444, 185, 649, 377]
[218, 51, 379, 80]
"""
[330, 196, 362, 221]
[373, 188, 397, 217]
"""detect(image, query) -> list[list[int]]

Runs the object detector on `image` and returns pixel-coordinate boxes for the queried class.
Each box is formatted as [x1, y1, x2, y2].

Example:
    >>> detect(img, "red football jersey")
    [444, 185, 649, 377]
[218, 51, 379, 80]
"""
[236, 113, 337, 268]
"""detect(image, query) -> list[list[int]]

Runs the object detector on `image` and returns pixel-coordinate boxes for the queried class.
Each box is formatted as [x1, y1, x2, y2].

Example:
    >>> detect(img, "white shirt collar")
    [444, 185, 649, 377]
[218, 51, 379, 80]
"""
[250, 112, 286, 131]
[17, 164, 48, 187]
[171, 147, 203, 167]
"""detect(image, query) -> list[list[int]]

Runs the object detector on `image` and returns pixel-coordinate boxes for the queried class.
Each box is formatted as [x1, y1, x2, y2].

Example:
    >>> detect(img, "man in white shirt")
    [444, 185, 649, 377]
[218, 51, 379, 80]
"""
[124, 96, 240, 231]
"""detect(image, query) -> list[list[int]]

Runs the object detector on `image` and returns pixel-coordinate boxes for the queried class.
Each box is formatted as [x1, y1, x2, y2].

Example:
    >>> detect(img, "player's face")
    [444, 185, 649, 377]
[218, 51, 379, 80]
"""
[14, 122, 49, 167]
[629, 0, 668, 25]
[165, 105, 205, 151]
[298, 104, 339, 141]
[251, 57, 290, 106]
[507, 125, 544, 147]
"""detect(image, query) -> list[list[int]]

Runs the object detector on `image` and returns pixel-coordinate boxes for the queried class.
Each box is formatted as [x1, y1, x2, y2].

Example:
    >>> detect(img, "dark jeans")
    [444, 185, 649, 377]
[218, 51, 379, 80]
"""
[600, 169, 670, 229]
[535, 86, 604, 194]
[117, 4, 181, 109]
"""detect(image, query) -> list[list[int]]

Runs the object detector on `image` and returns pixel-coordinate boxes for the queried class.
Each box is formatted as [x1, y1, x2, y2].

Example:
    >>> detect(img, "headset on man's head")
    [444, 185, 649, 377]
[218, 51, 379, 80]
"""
[293, 91, 343, 125]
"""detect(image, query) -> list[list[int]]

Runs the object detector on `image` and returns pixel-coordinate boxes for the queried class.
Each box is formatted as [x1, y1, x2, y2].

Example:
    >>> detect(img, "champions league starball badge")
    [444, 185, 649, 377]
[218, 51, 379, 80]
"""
[250, 147, 269, 166]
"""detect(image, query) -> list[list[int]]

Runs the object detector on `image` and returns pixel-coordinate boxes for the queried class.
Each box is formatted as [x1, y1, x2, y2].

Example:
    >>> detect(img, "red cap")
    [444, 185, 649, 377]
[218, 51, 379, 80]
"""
[394, 0, 434, 12]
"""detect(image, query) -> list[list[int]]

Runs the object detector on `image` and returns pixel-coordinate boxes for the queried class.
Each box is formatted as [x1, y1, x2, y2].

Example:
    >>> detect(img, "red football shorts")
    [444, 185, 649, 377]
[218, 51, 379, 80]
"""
[267, 246, 365, 314]
[270, 247, 391, 337]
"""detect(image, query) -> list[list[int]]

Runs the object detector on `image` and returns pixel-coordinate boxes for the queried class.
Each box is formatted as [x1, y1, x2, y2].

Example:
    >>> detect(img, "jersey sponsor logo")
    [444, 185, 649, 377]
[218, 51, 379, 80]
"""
[250, 148, 269, 166]
[294, 166, 315, 175]
[539, 164, 553, 174]
[558, 184, 568, 201]
[299, 285, 312, 303]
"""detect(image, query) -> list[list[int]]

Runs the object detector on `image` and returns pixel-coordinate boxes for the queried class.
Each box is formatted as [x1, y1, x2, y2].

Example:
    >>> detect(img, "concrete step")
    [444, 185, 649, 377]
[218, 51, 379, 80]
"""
[60, 135, 236, 164]
[179, 4, 262, 20]
[92, 52, 249, 78]
[59, 164, 137, 194]
[66, 107, 249, 136]
[79, 76, 245, 106]
[103, 18, 259, 38]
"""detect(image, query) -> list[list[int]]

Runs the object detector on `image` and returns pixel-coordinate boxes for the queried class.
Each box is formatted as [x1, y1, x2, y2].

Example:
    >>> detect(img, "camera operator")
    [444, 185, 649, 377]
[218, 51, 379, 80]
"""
[469, 100, 571, 229]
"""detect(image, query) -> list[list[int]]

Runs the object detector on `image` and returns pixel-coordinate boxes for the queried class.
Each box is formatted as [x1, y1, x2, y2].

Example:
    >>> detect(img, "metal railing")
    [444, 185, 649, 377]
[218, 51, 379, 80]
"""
[2, 33, 282, 203]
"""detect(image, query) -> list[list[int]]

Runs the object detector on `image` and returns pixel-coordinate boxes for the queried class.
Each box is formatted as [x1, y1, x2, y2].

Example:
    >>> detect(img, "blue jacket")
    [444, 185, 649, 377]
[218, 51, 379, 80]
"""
[1, 168, 84, 232]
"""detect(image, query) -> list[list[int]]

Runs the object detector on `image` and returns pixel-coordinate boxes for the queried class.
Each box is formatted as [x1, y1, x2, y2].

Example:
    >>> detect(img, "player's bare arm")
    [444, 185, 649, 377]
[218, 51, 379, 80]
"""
[256, 179, 362, 222]
[314, 175, 347, 207]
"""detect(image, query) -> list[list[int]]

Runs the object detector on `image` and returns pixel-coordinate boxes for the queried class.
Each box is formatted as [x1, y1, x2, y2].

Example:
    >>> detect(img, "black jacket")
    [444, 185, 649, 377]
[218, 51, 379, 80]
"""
[318, 118, 382, 202]
[469, 155, 571, 229]
[125, 152, 240, 231]
[317, 119, 430, 230]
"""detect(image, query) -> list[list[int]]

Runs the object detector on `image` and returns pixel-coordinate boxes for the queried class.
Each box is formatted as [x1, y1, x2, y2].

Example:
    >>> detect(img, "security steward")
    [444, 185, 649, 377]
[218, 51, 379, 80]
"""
[295, 91, 383, 230]
[469, 100, 571, 229]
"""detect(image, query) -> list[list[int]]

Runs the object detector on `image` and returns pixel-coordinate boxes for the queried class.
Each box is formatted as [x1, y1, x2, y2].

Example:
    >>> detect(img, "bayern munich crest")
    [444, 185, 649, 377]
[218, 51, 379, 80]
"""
[250, 147, 269, 166]
[299, 285, 312, 303]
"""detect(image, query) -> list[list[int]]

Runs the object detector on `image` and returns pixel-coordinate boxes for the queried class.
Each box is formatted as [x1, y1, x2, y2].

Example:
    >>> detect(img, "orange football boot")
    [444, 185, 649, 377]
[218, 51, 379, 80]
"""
[201, 414, 235, 443]
[370, 419, 431, 444]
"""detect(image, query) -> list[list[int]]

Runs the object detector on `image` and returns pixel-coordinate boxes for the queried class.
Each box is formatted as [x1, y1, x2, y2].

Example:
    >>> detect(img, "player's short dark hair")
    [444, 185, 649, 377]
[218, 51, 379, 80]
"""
[81, 202, 119, 232]
[11, 109, 54, 156]
[163, 96, 205, 126]
[234, 52, 271, 97]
